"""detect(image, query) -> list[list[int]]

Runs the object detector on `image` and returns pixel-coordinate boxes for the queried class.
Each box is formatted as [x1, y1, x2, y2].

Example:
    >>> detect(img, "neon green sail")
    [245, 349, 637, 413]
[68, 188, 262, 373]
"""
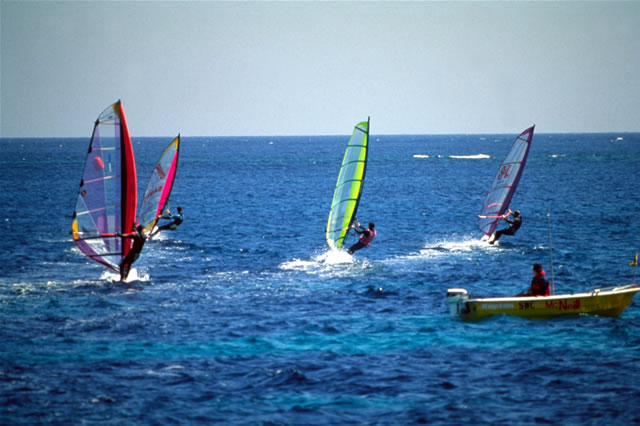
[326, 118, 370, 250]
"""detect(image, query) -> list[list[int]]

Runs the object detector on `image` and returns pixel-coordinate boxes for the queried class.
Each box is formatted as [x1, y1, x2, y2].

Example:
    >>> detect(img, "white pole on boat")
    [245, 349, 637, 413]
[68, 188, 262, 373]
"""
[546, 208, 555, 295]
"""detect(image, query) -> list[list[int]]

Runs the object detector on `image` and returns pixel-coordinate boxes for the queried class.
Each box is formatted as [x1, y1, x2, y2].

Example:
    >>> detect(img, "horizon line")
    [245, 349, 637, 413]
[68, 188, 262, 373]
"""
[2, 130, 640, 140]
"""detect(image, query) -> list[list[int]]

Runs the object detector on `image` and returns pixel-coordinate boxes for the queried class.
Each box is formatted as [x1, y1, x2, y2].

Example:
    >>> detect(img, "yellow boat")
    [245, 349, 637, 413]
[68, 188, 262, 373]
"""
[446, 284, 640, 321]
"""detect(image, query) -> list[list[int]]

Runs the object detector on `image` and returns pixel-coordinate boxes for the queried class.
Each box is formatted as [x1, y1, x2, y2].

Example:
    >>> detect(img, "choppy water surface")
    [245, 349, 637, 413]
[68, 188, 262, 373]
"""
[1, 132, 639, 424]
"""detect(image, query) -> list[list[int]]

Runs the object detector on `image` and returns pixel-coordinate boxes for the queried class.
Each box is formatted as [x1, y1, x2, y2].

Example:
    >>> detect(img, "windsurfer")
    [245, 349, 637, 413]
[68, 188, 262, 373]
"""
[151, 206, 183, 237]
[488, 209, 521, 244]
[346, 221, 376, 254]
[119, 224, 149, 280]
[517, 263, 550, 297]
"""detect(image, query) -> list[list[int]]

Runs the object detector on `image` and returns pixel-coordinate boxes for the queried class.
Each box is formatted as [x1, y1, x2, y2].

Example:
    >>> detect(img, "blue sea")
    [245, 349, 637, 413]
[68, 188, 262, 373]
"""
[1, 131, 639, 424]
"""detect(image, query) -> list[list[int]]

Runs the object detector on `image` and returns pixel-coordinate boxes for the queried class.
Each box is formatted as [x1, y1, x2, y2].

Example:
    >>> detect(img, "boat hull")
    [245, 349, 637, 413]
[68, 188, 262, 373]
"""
[447, 285, 640, 321]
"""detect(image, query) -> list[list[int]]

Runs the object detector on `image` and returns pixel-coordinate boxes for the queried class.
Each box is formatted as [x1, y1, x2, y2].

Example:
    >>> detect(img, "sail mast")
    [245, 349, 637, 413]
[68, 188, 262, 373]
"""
[546, 208, 555, 295]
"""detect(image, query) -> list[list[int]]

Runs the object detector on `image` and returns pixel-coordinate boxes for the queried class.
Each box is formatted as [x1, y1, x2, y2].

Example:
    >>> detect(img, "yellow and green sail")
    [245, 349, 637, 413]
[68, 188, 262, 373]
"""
[326, 118, 370, 250]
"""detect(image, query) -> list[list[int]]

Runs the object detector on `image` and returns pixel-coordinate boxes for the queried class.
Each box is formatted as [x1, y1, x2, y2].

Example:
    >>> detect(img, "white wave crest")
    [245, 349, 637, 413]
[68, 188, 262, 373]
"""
[280, 249, 354, 272]
[449, 154, 491, 159]
[420, 237, 489, 255]
[99, 268, 150, 283]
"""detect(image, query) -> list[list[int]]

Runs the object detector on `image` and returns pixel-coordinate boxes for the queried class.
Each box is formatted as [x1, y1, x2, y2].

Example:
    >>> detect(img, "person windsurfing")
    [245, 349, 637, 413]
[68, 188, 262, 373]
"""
[150, 206, 183, 237]
[346, 221, 376, 254]
[120, 224, 149, 280]
[488, 209, 521, 244]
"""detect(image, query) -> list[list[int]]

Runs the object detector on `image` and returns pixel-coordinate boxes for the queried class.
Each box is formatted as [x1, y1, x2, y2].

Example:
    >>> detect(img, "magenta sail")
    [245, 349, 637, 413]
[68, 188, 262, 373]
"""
[138, 135, 180, 233]
[478, 125, 535, 237]
[71, 101, 137, 272]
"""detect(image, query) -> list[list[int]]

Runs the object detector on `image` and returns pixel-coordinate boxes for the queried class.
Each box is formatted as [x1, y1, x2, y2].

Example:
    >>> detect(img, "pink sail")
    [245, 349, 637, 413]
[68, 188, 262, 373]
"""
[478, 126, 535, 237]
[138, 135, 180, 232]
[71, 101, 137, 272]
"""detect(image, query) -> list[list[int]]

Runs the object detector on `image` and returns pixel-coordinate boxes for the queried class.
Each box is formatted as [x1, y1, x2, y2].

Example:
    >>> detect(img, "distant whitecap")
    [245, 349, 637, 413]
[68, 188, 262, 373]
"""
[449, 154, 491, 159]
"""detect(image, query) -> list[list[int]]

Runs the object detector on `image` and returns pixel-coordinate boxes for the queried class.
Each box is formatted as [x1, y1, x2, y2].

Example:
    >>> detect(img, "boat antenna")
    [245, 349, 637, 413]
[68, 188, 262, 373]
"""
[546, 208, 555, 295]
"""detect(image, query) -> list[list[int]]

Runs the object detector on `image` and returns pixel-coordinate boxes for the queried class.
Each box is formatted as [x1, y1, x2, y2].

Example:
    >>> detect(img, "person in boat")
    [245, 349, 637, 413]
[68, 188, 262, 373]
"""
[517, 263, 550, 297]
[488, 209, 521, 244]
[151, 206, 184, 237]
[346, 221, 376, 254]
[119, 224, 149, 280]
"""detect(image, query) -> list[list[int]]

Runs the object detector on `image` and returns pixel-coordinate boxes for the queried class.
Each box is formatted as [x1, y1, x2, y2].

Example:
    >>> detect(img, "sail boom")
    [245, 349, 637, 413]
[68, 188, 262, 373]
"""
[86, 251, 124, 258]
[75, 234, 121, 241]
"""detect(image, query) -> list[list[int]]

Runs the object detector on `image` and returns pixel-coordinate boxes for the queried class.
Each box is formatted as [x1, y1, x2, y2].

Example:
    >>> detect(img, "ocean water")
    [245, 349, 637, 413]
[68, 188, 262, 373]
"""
[1, 131, 639, 424]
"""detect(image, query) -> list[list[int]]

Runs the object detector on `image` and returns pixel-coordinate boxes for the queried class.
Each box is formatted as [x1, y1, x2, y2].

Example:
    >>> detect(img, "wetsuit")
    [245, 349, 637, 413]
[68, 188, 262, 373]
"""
[157, 212, 183, 232]
[120, 229, 147, 280]
[492, 215, 522, 242]
[347, 226, 377, 254]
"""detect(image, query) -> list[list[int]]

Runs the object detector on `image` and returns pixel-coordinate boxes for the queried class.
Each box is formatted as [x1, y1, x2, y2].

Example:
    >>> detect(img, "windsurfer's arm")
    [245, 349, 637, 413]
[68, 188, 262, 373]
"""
[122, 231, 149, 241]
[164, 212, 177, 221]
[502, 213, 515, 224]
[351, 224, 365, 234]
[154, 208, 172, 221]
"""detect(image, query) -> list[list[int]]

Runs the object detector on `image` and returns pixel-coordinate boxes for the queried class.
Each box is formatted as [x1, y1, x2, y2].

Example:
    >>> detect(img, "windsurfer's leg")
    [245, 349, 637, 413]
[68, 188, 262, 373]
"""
[119, 251, 140, 280]
[348, 242, 364, 254]
[497, 228, 516, 241]
[120, 264, 129, 280]
[120, 258, 130, 280]
[151, 224, 170, 237]
[493, 229, 510, 242]
[489, 231, 501, 244]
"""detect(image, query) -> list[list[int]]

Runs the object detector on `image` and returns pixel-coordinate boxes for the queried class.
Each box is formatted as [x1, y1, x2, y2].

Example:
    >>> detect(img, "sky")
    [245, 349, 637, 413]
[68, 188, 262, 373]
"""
[1, 1, 639, 137]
